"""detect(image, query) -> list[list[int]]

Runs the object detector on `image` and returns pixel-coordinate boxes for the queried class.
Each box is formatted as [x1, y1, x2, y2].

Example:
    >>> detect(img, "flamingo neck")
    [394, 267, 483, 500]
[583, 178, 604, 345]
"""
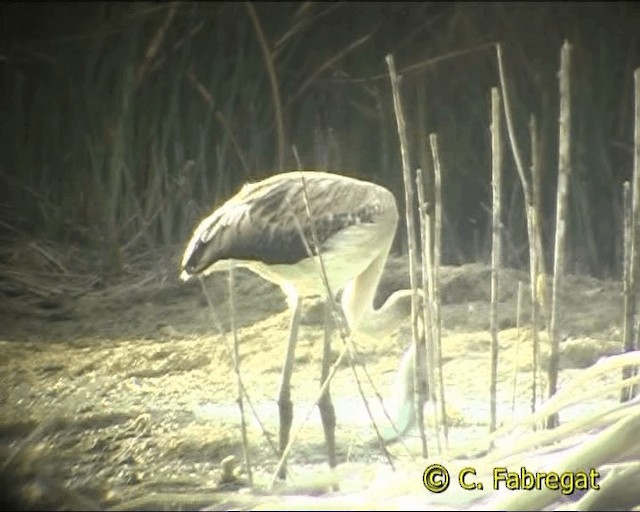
[341, 246, 413, 337]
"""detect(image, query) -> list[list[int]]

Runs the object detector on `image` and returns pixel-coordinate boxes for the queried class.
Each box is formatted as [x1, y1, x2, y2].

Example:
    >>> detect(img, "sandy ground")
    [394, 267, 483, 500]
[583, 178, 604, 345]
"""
[0, 251, 628, 510]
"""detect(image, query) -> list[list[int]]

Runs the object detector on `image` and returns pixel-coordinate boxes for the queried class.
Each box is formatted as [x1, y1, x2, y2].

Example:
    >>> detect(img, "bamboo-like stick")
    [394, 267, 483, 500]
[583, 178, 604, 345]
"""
[547, 40, 573, 429]
[512, 280, 524, 422]
[489, 87, 503, 435]
[416, 168, 436, 456]
[496, 44, 532, 208]
[622, 181, 634, 401]
[530, 114, 547, 285]
[386, 54, 427, 456]
[528, 114, 543, 415]
[429, 132, 448, 447]
[622, 68, 640, 402]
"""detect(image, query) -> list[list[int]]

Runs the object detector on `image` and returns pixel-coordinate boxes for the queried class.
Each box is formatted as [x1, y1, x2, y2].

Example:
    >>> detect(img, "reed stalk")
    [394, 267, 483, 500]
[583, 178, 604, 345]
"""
[489, 87, 503, 434]
[386, 53, 427, 457]
[547, 40, 573, 429]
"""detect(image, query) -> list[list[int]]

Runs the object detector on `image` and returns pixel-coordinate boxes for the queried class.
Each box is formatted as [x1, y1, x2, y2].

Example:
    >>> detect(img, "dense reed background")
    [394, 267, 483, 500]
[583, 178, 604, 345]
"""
[1, 2, 638, 277]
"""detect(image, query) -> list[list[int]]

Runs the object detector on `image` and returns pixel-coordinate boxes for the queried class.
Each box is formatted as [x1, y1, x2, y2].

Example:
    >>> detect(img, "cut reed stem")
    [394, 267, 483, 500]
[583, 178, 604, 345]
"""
[386, 53, 427, 457]
[547, 40, 573, 429]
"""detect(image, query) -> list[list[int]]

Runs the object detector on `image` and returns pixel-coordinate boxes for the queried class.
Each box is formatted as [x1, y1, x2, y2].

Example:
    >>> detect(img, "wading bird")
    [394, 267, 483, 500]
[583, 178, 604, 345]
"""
[180, 170, 420, 479]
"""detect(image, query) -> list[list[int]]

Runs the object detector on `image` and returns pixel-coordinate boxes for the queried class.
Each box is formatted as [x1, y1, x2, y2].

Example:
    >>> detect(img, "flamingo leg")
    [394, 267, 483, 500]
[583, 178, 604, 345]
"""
[318, 296, 337, 472]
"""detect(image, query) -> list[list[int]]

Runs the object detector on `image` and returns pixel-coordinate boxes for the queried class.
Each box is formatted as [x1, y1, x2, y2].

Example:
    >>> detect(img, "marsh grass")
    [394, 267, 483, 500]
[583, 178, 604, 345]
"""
[2, 4, 637, 281]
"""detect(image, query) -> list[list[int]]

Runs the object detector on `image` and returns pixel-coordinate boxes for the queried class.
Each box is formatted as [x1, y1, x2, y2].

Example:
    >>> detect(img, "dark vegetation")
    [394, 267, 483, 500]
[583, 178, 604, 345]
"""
[1, 3, 638, 283]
